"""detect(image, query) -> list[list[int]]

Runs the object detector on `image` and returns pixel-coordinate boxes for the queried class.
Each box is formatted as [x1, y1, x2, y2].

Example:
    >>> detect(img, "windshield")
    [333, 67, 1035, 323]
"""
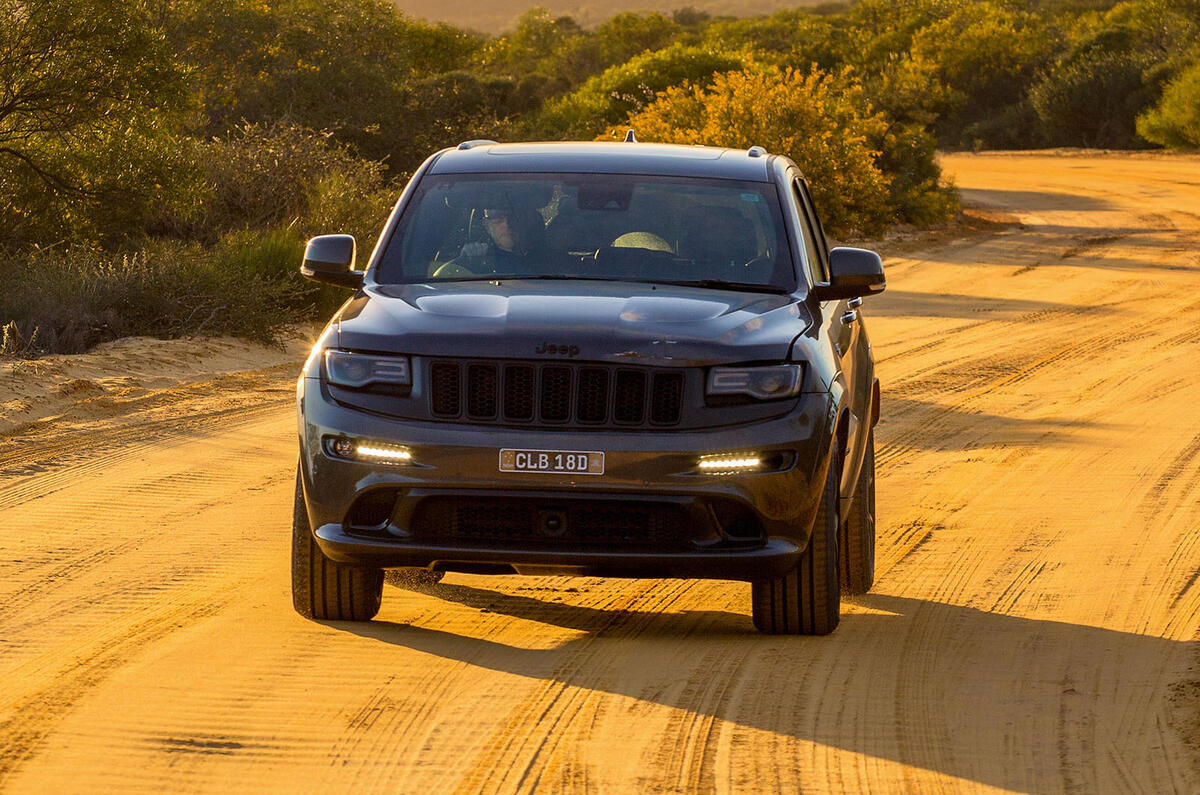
[374, 173, 795, 291]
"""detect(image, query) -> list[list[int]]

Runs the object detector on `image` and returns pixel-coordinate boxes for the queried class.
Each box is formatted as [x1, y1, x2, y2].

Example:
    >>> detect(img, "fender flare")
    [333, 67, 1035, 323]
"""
[870, 377, 881, 428]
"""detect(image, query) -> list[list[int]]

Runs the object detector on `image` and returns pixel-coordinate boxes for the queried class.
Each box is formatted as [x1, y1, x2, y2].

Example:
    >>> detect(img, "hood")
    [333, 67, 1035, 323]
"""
[334, 281, 811, 366]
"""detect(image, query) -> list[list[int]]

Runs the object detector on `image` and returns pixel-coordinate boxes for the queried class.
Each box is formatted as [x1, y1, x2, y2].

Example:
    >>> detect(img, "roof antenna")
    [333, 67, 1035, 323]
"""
[623, 128, 637, 143]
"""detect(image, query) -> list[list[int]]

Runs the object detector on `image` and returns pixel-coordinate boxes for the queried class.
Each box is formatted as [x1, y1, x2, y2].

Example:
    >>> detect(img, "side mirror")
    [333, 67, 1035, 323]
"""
[811, 247, 885, 300]
[301, 234, 363, 289]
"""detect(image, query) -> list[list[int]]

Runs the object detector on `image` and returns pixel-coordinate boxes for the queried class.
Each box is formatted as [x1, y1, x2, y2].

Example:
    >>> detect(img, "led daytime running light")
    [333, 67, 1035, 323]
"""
[698, 456, 762, 470]
[355, 444, 412, 462]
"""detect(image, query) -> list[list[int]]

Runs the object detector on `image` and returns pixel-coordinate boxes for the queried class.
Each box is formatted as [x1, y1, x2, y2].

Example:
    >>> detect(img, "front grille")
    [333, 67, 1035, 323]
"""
[503, 364, 535, 421]
[466, 363, 498, 419]
[410, 497, 690, 549]
[430, 362, 461, 416]
[613, 370, 646, 423]
[428, 360, 684, 427]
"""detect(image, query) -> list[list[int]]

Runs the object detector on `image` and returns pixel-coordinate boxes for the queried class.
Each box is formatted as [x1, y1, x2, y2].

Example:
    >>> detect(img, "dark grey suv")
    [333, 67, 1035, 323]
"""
[294, 141, 884, 634]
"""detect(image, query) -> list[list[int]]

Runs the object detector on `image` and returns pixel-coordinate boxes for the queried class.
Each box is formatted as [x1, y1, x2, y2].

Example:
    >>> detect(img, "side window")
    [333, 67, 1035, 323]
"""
[796, 179, 829, 258]
[791, 180, 828, 283]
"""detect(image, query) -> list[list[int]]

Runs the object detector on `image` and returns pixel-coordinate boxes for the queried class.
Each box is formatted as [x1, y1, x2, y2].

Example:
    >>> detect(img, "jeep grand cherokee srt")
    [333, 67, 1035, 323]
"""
[293, 140, 884, 635]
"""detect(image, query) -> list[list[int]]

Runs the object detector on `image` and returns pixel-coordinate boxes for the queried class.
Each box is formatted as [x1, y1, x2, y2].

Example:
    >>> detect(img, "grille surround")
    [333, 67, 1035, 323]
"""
[427, 359, 684, 428]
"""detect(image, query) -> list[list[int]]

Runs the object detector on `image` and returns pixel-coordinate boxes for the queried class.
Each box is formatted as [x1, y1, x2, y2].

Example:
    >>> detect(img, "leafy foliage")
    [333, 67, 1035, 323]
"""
[1031, 50, 1160, 147]
[1137, 59, 1200, 147]
[155, 123, 393, 247]
[906, 2, 1057, 147]
[625, 66, 896, 236]
[0, 239, 311, 354]
[167, 0, 481, 168]
[6, 0, 1199, 353]
[705, 10, 839, 67]
[0, 0, 193, 247]
[535, 44, 745, 139]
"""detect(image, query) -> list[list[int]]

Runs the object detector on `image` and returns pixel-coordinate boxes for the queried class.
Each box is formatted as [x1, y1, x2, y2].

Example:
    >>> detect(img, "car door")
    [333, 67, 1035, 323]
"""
[793, 178, 867, 498]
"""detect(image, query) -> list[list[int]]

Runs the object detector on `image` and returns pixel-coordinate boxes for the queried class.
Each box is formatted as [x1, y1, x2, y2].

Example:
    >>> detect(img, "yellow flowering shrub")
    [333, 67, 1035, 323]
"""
[615, 66, 896, 237]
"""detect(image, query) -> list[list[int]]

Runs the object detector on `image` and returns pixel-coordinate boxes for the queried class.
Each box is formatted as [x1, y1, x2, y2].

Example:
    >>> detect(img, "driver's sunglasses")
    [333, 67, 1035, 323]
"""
[482, 209, 509, 225]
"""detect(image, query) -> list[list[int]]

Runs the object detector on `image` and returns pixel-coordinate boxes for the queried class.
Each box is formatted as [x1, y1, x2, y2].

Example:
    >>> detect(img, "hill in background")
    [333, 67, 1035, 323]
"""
[393, 0, 830, 34]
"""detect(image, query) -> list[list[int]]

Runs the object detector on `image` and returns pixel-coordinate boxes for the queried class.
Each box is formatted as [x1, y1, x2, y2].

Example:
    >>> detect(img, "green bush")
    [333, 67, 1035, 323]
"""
[1030, 49, 1160, 147]
[155, 123, 391, 244]
[0, 0, 196, 249]
[626, 65, 956, 236]
[907, 1, 1057, 146]
[534, 44, 746, 140]
[391, 71, 516, 169]
[0, 241, 312, 355]
[1137, 59, 1200, 148]
[167, 0, 481, 170]
[214, 228, 305, 282]
[550, 12, 681, 85]
[872, 123, 959, 227]
[626, 66, 896, 237]
[706, 10, 838, 67]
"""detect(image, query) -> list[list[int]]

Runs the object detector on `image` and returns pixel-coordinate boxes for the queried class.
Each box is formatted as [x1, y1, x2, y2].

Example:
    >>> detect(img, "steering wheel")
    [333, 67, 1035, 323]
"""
[430, 261, 479, 278]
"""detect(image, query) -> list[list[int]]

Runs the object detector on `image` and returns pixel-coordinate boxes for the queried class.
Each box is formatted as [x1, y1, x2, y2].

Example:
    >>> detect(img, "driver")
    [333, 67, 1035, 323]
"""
[442, 205, 546, 276]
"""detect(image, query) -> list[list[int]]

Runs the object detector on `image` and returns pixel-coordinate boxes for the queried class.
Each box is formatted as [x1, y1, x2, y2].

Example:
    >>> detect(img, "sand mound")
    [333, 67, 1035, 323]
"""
[0, 330, 317, 439]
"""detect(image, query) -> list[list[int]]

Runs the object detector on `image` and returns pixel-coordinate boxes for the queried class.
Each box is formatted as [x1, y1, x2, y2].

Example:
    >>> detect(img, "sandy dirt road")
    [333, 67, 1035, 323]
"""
[1, 152, 1198, 793]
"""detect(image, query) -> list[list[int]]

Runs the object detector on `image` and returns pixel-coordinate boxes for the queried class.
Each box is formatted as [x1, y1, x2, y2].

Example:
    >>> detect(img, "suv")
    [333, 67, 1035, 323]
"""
[293, 141, 884, 634]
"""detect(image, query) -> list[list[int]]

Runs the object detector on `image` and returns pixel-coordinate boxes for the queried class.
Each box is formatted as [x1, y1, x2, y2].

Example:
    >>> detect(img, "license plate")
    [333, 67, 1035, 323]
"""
[499, 449, 604, 475]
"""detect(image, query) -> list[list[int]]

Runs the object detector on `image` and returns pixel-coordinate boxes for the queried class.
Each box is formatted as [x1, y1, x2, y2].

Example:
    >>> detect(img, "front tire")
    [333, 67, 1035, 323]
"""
[752, 442, 842, 635]
[292, 468, 383, 621]
[841, 426, 876, 594]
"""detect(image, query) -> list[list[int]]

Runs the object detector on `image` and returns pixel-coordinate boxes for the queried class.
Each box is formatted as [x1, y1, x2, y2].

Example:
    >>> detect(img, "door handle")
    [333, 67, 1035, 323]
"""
[847, 297, 863, 309]
[840, 310, 857, 325]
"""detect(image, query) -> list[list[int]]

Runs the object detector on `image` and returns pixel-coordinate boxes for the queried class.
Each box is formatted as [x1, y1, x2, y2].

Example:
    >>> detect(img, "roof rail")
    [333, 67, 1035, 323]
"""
[457, 139, 498, 150]
[747, 146, 767, 158]
[623, 129, 637, 143]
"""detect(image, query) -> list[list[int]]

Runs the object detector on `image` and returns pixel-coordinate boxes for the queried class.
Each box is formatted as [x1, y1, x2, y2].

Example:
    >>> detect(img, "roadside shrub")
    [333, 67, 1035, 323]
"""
[550, 12, 682, 85]
[0, 239, 316, 355]
[214, 228, 305, 282]
[534, 44, 745, 140]
[907, 1, 1056, 147]
[167, 0, 480, 165]
[1137, 59, 1200, 148]
[706, 10, 838, 67]
[155, 123, 391, 243]
[624, 66, 953, 237]
[872, 124, 958, 226]
[212, 228, 348, 317]
[392, 71, 515, 169]
[305, 173, 396, 254]
[1030, 49, 1160, 147]
[0, 0, 195, 249]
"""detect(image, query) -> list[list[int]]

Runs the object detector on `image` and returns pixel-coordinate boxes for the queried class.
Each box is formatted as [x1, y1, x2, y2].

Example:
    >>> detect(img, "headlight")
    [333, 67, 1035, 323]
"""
[707, 364, 803, 400]
[324, 350, 411, 389]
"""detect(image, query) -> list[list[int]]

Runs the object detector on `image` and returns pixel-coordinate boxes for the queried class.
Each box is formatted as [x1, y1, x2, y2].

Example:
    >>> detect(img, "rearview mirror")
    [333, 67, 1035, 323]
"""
[811, 247, 885, 300]
[301, 234, 363, 289]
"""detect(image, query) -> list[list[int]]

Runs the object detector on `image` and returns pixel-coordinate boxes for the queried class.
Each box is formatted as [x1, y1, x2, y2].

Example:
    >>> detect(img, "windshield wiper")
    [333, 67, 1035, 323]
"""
[500, 275, 790, 293]
[421, 275, 790, 294]
[647, 279, 790, 294]
[494, 275, 629, 282]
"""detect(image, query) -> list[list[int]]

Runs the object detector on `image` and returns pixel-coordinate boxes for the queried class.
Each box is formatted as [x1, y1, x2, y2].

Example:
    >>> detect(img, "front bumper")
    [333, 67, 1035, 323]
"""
[298, 375, 834, 581]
